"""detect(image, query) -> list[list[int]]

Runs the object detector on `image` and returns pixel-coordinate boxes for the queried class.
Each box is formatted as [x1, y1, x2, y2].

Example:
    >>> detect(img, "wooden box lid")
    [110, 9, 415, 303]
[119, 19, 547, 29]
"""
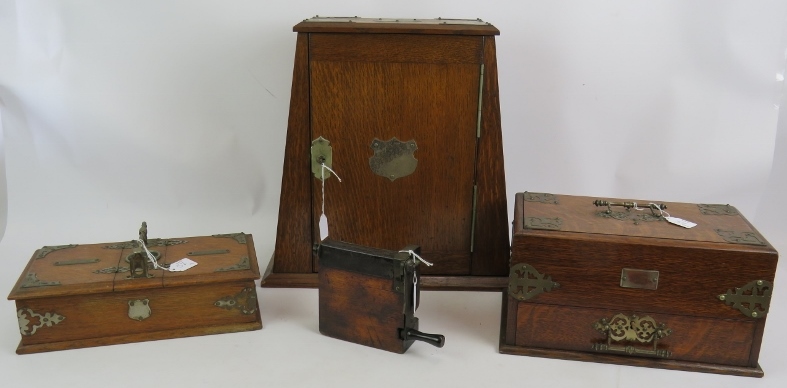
[515, 192, 775, 249]
[8, 233, 259, 301]
[511, 192, 778, 320]
[293, 16, 499, 35]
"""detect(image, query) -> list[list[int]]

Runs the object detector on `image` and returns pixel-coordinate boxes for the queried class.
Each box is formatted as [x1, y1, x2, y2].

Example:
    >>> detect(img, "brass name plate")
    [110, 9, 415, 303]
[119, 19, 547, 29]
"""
[620, 268, 659, 290]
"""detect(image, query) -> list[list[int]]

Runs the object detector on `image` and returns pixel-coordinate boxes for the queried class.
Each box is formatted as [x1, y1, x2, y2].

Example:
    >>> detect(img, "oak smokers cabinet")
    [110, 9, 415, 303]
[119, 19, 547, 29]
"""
[266, 17, 510, 290]
[501, 192, 778, 377]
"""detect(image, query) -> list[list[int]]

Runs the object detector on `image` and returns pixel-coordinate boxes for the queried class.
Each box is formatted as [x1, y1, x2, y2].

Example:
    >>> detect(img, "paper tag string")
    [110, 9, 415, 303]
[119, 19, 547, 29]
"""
[320, 163, 342, 216]
[398, 250, 433, 266]
[633, 203, 696, 228]
[632, 202, 671, 218]
[136, 239, 170, 271]
[319, 163, 342, 240]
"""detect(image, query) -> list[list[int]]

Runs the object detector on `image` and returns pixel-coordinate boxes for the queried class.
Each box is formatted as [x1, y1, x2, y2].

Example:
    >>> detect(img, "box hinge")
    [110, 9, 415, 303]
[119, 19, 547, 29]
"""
[719, 280, 772, 318]
[508, 263, 560, 301]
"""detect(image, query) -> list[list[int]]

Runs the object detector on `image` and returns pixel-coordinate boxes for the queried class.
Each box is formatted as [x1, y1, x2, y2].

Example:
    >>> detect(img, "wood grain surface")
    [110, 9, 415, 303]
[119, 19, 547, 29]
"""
[272, 32, 314, 274]
[471, 36, 509, 276]
[319, 267, 406, 353]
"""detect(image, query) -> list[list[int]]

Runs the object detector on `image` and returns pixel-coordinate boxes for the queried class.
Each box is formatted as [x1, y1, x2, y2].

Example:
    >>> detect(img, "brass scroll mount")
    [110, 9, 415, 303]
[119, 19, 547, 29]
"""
[592, 313, 672, 358]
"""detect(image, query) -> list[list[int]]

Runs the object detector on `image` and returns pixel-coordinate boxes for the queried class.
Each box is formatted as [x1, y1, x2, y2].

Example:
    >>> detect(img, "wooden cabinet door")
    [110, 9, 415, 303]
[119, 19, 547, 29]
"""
[309, 34, 483, 274]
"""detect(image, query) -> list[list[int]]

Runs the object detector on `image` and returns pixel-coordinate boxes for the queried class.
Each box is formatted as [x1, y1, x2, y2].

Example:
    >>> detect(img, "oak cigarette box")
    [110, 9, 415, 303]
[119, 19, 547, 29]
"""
[8, 229, 261, 354]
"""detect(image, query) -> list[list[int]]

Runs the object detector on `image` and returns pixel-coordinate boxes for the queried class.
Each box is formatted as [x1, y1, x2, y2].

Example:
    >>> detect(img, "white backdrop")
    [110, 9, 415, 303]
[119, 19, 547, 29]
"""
[1, 1, 786, 387]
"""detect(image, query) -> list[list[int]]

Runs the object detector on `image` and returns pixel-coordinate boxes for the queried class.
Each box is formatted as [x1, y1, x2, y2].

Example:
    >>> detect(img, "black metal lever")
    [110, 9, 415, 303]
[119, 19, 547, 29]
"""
[402, 328, 445, 348]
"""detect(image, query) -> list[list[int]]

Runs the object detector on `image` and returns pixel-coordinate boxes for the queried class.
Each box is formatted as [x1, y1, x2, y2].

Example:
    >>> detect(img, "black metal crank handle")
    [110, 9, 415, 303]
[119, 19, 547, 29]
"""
[404, 328, 445, 348]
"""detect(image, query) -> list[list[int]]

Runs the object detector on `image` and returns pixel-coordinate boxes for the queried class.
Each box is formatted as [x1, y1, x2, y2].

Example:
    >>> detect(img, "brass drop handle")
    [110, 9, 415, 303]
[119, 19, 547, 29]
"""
[402, 328, 445, 348]
[593, 200, 666, 216]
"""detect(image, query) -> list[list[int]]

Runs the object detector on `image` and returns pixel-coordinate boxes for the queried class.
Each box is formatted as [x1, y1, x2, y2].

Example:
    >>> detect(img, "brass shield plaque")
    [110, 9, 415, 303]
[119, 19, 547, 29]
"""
[128, 299, 151, 321]
[369, 138, 418, 181]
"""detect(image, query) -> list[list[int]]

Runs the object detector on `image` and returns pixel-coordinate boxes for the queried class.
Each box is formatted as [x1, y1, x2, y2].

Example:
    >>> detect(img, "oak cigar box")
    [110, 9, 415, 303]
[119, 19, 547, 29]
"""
[266, 17, 510, 290]
[8, 223, 261, 354]
[500, 192, 778, 377]
[318, 239, 445, 353]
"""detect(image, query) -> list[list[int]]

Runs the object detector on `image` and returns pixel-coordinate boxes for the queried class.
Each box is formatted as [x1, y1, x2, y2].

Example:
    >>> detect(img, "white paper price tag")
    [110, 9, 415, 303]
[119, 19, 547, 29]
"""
[168, 258, 198, 272]
[319, 214, 329, 240]
[665, 216, 697, 229]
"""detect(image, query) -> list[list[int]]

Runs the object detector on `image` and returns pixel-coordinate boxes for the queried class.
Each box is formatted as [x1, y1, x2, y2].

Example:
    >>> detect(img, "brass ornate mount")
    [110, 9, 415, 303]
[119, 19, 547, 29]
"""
[592, 313, 672, 359]
[214, 287, 258, 315]
[698, 204, 739, 216]
[17, 308, 65, 336]
[508, 263, 560, 301]
[523, 192, 559, 204]
[719, 280, 772, 318]
[35, 244, 78, 259]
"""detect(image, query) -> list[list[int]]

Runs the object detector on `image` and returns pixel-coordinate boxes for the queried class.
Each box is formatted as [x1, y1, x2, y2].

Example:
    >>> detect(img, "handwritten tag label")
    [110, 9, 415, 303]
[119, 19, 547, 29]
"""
[319, 214, 329, 240]
[168, 258, 198, 272]
[665, 216, 696, 229]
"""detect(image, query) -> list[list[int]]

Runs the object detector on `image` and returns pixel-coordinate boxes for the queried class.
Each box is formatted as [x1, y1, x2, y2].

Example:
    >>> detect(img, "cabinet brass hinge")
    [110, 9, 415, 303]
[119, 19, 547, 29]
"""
[476, 64, 485, 138]
[719, 280, 772, 318]
[470, 184, 478, 253]
[508, 263, 560, 301]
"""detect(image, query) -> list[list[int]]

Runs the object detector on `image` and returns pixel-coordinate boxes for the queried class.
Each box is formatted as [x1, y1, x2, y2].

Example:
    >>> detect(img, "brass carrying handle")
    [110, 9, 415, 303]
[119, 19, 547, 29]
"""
[593, 200, 666, 216]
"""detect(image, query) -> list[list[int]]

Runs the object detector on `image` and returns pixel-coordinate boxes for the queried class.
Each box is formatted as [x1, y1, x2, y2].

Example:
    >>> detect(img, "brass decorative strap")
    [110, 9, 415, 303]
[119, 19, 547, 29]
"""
[508, 263, 560, 301]
[592, 313, 672, 358]
[53, 258, 100, 266]
[719, 280, 772, 318]
[188, 249, 230, 256]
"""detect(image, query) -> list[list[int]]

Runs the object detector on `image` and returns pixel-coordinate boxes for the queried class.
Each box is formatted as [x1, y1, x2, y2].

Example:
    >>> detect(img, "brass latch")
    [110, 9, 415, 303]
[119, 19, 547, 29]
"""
[311, 136, 334, 181]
